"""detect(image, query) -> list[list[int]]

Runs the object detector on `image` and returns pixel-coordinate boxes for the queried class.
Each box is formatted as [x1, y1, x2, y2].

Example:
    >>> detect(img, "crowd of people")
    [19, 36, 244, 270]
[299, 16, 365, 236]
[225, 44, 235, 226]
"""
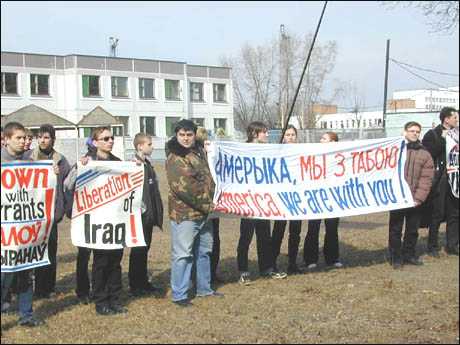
[0, 106, 458, 327]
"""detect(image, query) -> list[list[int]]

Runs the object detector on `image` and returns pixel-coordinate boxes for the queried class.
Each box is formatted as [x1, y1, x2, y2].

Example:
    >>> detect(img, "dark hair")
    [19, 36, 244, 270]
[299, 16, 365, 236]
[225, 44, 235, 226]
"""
[246, 121, 268, 143]
[439, 107, 457, 123]
[174, 119, 197, 134]
[324, 131, 339, 142]
[285, 124, 297, 135]
[91, 126, 111, 141]
[38, 124, 56, 140]
[404, 121, 422, 131]
[4, 122, 25, 138]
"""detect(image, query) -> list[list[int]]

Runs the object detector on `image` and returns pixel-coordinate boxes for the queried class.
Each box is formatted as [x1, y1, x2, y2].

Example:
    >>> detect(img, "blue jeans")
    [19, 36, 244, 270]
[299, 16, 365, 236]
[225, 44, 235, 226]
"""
[170, 219, 214, 301]
[1, 271, 33, 320]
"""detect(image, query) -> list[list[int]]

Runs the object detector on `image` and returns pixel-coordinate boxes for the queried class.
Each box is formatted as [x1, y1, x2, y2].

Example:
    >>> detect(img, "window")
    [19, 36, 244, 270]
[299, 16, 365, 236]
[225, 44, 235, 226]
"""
[82, 75, 100, 97]
[165, 80, 181, 100]
[214, 118, 227, 132]
[363, 119, 367, 128]
[111, 77, 129, 98]
[166, 116, 181, 137]
[30, 74, 49, 96]
[1, 73, 18, 95]
[213, 84, 227, 102]
[140, 116, 156, 136]
[352, 120, 356, 128]
[192, 118, 205, 127]
[190, 82, 204, 102]
[139, 78, 155, 99]
[114, 116, 129, 136]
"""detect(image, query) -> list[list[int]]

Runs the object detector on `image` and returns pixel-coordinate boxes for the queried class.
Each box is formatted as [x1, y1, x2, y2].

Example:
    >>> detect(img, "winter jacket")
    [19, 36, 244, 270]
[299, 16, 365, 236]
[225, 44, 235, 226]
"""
[422, 124, 447, 172]
[27, 147, 71, 223]
[405, 141, 435, 205]
[165, 137, 214, 223]
[135, 153, 163, 229]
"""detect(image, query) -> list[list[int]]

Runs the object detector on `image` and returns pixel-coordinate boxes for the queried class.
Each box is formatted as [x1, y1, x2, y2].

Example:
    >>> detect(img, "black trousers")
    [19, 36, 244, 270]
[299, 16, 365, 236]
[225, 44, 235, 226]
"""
[34, 223, 58, 296]
[210, 218, 221, 280]
[304, 218, 340, 265]
[389, 207, 421, 260]
[92, 249, 123, 307]
[75, 247, 93, 298]
[128, 219, 153, 290]
[429, 174, 459, 251]
[237, 219, 273, 273]
[272, 220, 302, 268]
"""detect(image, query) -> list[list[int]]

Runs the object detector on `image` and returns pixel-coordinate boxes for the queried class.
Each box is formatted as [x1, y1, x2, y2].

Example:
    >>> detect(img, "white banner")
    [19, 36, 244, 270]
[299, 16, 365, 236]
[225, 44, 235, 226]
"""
[446, 128, 459, 198]
[1, 161, 56, 272]
[207, 137, 414, 220]
[70, 161, 146, 249]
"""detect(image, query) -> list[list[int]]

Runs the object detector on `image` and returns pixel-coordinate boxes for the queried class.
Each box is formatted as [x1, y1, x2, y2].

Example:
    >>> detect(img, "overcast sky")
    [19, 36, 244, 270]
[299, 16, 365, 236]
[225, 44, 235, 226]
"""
[2, 1, 459, 110]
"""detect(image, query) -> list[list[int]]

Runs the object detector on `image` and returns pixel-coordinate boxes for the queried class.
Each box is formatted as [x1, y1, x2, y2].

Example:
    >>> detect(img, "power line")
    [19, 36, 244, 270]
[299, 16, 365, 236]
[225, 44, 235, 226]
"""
[391, 59, 447, 88]
[390, 58, 459, 77]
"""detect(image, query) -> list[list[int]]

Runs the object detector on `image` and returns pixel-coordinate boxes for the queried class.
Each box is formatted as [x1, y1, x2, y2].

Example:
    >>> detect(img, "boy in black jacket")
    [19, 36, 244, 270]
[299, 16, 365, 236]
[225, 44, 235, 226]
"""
[128, 133, 164, 296]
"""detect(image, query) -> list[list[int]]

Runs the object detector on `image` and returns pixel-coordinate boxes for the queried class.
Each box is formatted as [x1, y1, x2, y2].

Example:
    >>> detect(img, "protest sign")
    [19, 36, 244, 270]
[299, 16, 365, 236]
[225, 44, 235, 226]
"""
[1, 161, 56, 272]
[207, 137, 414, 220]
[446, 128, 459, 198]
[70, 161, 146, 249]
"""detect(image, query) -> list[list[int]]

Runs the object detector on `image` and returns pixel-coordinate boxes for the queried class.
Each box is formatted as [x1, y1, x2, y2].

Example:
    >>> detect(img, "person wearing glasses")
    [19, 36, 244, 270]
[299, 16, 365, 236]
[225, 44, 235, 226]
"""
[65, 127, 127, 315]
[388, 122, 434, 269]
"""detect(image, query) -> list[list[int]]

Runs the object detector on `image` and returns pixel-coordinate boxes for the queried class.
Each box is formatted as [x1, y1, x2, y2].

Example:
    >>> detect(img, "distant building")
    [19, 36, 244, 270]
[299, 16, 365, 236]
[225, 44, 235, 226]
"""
[1, 51, 234, 140]
[391, 86, 459, 111]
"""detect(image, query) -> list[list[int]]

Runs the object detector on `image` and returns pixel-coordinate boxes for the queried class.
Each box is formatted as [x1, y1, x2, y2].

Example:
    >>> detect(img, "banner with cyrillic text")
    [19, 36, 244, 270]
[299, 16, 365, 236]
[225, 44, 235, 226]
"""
[70, 161, 146, 249]
[446, 128, 459, 198]
[1, 161, 56, 272]
[207, 137, 414, 220]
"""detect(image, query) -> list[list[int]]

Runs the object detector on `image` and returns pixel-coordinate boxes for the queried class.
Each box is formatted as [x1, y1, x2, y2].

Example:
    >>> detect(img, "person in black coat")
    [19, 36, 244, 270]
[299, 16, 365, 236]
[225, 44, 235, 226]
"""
[128, 133, 164, 296]
[422, 107, 459, 256]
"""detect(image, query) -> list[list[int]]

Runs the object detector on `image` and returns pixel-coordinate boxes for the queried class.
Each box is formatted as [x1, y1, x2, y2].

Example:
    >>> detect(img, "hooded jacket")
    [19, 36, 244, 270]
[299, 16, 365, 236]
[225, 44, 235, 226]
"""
[405, 141, 435, 205]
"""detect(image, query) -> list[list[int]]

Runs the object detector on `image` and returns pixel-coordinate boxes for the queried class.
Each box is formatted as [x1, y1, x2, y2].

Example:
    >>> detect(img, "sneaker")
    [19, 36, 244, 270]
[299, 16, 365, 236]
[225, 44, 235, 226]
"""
[445, 247, 459, 256]
[427, 249, 440, 258]
[329, 261, 343, 269]
[392, 261, 403, 270]
[77, 295, 91, 305]
[196, 291, 225, 298]
[306, 263, 318, 271]
[287, 265, 304, 275]
[110, 305, 128, 314]
[173, 299, 193, 308]
[265, 271, 287, 280]
[18, 317, 44, 327]
[403, 257, 424, 266]
[238, 273, 252, 286]
[95, 305, 115, 316]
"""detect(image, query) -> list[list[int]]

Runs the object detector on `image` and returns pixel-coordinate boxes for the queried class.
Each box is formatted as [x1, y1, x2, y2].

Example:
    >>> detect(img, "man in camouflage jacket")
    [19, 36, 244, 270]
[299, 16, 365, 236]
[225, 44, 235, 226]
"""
[166, 119, 222, 306]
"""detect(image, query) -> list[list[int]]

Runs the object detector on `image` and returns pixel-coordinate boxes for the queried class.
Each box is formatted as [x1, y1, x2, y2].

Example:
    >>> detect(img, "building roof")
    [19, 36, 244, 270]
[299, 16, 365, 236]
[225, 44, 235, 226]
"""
[77, 106, 121, 127]
[1, 104, 76, 128]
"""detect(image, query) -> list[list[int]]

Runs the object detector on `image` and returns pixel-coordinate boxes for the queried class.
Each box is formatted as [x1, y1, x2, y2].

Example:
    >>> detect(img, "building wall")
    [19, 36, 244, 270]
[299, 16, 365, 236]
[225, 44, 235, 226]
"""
[393, 87, 459, 111]
[1, 52, 234, 139]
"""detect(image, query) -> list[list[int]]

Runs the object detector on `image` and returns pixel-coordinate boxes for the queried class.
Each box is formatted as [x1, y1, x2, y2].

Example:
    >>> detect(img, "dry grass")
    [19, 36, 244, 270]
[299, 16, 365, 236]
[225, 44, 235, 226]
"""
[1, 163, 459, 344]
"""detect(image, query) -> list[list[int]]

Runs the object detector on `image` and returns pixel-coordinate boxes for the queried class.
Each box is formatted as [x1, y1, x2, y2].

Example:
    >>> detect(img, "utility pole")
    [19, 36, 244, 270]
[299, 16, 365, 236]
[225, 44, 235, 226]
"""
[382, 39, 390, 128]
[279, 24, 289, 128]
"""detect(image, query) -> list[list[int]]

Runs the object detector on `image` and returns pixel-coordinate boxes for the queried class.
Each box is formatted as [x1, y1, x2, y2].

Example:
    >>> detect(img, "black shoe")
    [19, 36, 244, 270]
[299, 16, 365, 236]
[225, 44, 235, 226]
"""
[95, 305, 114, 316]
[18, 317, 44, 327]
[287, 265, 304, 275]
[77, 295, 91, 305]
[445, 247, 459, 256]
[173, 299, 193, 307]
[390, 257, 402, 269]
[427, 249, 440, 258]
[110, 305, 128, 314]
[403, 257, 424, 266]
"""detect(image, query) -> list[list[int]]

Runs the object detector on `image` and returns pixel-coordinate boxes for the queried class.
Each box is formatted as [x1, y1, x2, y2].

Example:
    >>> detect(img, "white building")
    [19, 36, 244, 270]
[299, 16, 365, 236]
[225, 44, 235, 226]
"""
[316, 111, 383, 130]
[1, 51, 234, 140]
[392, 86, 459, 111]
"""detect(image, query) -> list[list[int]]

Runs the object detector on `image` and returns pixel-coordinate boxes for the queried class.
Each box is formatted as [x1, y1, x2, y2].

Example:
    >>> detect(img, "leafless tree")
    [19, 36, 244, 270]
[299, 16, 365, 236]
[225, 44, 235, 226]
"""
[381, 1, 459, 34]
[221, 29, 338, 132]
[344, 81, 367, 129]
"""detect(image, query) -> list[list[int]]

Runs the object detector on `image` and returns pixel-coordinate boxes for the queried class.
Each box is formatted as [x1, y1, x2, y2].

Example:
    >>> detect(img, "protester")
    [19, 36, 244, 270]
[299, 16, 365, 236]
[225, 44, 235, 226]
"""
[196, 126, 222, 284]
[388, 122, 434, 268]
[128, 133, 163, 297]
[271, 125, 304, 275]
[166, 119, 222, 307]
[237, 121, 287, 285]
[303, 132, 343, 270]
[29, 124, 71, 299]
[0, 126, 5, 147]
[1, 122, 44, 327]
[24, 128, 34, 151]
[64, 126, 127, 315]
[422, 107, 459, 256]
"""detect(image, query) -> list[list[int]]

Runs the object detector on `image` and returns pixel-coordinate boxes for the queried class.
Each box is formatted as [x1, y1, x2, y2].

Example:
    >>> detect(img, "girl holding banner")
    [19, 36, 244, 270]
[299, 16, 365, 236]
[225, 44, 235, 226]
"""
[237, 121, 287, 285]
[271, 125, 304, 275]
[303, 132, 343, 270]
